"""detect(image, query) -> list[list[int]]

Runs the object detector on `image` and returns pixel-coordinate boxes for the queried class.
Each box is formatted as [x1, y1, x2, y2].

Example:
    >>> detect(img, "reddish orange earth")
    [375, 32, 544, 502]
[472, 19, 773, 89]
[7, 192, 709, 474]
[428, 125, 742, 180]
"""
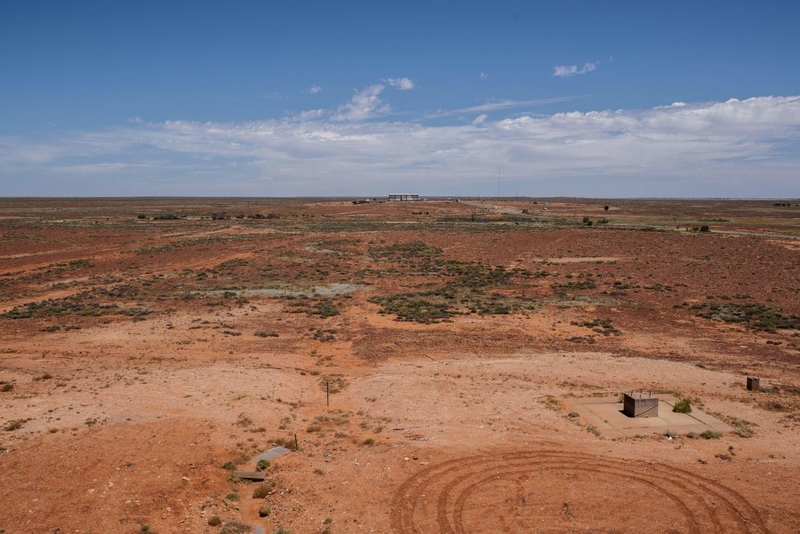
[0, 197, 799, 533]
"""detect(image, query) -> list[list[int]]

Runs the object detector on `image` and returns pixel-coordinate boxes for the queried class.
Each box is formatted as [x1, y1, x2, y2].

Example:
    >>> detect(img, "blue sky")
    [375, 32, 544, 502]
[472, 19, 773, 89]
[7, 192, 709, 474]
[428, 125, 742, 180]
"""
[2, 1, 799, 197]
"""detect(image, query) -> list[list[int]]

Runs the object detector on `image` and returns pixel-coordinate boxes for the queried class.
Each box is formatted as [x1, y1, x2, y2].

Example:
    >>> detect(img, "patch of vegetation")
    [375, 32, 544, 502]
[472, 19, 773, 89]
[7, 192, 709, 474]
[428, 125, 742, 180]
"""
[1, 383, 14, 392]
[573, 318, 621, 336]
[252, 482, 275, 498]
[225, 492, 240, 501]
[673, 398, 692, 413]
[319, 376, 347, 394]
[256, 459, 270, 471]
[270, 436, 298, 450]
[699, 430, 722, 439]
[368, 241, 442, 261]
[729, 417, 755, 438]
[370, 294, 453, 323]
[2, 286, 151, 320]
[370, 268, 538, 324]
[208, 516, 222, 526]
[135, 236, 232, 254]
[220, 522, 251, 534]
[759, 399, 792, 412]
[695, 301, 800, 333]
[255, 331, 279, 338]
[4, 419, 26, 431]
[312, 328, 336, 341]
[258, 504, 271, 517]
[285, 297, 340, 318]
[553, 278, 597, 291]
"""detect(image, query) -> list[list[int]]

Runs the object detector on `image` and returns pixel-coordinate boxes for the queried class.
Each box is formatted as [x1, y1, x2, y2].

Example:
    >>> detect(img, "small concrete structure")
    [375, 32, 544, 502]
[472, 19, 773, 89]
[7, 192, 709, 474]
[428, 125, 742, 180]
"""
[747, 376, 760, 391]
[564, 394, 733, 438]
[623, 392, 659, 418]
[233, 470, 266, 481]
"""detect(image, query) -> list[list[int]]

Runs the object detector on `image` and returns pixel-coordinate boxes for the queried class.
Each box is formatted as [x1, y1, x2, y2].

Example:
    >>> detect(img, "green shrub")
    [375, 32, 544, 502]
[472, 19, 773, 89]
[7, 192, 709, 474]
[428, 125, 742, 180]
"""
[252, 483, 274, 499]
[208, 516, 222, 526]
[225, 492, 239, 501]
[256, 459, 270, 471]
[258, 504, 271, 517]
[700, 430, 722, 439]
[673, 398, 692, 413]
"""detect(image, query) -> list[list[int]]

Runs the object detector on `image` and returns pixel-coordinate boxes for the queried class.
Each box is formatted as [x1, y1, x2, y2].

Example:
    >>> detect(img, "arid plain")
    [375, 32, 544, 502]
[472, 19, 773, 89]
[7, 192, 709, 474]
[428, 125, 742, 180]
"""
[1, 197, 799, 534]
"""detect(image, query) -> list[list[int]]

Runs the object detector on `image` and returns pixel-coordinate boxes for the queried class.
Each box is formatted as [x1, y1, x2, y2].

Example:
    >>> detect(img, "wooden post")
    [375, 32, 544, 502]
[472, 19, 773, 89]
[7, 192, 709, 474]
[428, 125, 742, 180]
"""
[294, 433, 298, 450]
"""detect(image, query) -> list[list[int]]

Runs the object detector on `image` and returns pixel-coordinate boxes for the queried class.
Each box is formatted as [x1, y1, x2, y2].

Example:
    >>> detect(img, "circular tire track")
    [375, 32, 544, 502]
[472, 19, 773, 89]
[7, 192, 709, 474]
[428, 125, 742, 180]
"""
[391, 450, 769, 533]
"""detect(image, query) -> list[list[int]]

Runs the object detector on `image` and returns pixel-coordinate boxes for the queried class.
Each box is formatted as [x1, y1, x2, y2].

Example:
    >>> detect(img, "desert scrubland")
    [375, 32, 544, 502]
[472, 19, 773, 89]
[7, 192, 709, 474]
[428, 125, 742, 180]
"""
[1, 197, 799, 533]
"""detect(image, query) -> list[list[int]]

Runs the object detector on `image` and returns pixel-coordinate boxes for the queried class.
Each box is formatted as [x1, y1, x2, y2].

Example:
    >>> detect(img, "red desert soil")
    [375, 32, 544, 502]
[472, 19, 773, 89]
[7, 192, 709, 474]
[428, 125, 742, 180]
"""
[1, 197, 799, 533]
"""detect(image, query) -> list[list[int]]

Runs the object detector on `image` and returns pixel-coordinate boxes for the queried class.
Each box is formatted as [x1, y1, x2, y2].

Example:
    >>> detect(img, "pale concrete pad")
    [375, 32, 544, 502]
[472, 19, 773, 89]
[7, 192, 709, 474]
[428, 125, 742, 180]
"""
[563, 395, 733, 438]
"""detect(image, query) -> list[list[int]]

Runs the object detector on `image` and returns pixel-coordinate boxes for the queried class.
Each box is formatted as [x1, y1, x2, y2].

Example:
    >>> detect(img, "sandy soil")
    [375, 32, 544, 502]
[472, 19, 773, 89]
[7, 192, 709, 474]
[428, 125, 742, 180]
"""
[1, 197, 799, 534]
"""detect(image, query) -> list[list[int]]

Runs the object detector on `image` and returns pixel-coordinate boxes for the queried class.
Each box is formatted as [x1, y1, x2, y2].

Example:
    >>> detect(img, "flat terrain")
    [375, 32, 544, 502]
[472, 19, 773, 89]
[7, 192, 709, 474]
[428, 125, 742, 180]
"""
[1, 197, 799, 533]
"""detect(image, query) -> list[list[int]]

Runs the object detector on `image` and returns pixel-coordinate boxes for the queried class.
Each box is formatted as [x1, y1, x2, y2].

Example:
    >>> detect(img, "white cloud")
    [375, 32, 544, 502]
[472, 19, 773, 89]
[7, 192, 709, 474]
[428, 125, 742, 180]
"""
[384, 77, 415, 90]
[478, 72, 489, 81]
[296, 108, 326, 121]
[553, 62, 598, 77]
[2, 96, 800, 197]
[127, 116, 143, 124]
[427, 97, 579, 119]
[259, 92, 284, 100]
[333, 84, 390, 121]
[308, 85, 323, 94]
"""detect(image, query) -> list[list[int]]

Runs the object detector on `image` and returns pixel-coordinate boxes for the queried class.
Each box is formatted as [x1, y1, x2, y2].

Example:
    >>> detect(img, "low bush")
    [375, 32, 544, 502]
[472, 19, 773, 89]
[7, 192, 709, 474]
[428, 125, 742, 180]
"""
[252, 482, 275, 499]
[673, 398, 692, 413]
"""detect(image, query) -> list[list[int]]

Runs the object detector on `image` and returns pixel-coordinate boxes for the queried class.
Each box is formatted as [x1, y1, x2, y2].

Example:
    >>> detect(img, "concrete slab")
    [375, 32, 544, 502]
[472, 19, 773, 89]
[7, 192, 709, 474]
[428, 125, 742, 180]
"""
[564, 395, 733, 438]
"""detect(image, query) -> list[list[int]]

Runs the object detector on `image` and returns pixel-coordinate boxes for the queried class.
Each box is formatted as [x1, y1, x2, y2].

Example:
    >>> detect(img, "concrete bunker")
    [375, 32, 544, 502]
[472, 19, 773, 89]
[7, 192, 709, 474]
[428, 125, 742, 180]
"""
[623, 391, 659, 418]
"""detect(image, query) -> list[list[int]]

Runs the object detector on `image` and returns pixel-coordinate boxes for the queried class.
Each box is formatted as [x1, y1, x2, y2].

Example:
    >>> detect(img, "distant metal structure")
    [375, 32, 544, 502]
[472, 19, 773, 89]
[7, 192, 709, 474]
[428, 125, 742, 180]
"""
[388, 193, 420, 201]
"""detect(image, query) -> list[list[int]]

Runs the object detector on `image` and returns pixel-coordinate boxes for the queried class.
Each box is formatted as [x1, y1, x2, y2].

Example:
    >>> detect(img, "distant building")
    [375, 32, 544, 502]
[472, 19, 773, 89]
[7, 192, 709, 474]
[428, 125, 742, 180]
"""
[388, 193, 420, 201]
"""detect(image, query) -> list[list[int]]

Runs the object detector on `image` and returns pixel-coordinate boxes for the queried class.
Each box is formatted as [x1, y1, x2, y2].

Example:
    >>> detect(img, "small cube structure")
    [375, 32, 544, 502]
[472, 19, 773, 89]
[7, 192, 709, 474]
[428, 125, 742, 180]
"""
[747, 376, 760, 391]
[623, 392, 659, 418]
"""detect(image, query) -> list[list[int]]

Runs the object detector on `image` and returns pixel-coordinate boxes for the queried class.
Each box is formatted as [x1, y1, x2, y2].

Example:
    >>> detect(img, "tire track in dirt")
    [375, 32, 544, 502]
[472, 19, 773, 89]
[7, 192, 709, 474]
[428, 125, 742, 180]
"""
[390, 450, 768, 533]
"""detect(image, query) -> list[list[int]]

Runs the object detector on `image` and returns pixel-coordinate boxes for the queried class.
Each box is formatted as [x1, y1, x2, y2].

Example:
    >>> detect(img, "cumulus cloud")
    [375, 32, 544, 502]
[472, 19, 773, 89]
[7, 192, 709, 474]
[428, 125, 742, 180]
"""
[553, 62, 598, 77]
[384, 77, 415, 90]
[2, 96, 799, 197]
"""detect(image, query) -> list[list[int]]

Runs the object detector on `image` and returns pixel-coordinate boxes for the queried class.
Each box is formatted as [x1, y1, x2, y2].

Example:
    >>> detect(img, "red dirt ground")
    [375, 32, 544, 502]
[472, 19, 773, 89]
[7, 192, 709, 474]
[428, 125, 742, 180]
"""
[1, 197, 799, 533]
